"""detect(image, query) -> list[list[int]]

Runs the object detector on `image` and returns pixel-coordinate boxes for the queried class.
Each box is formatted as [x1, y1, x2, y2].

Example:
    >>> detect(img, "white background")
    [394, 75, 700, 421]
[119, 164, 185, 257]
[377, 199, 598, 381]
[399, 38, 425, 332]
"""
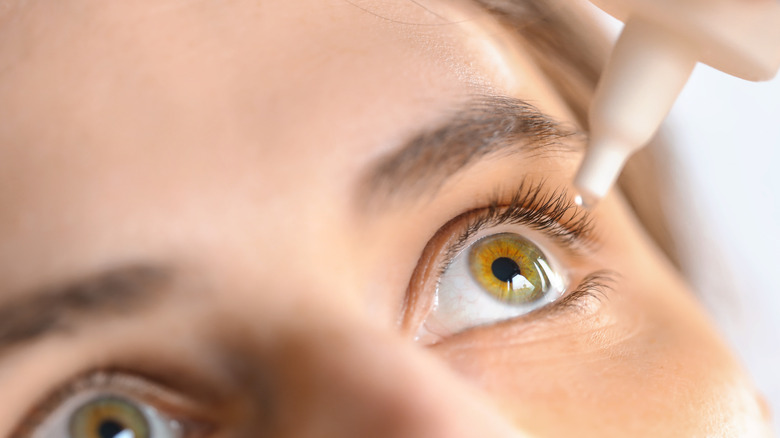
[668, 67, 780, 431]
[589, 6, 780, 432]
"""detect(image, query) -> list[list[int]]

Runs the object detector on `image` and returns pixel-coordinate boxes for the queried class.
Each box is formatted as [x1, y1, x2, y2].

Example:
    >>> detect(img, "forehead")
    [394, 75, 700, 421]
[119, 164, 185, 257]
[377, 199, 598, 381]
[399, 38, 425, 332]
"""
[0, 0, 521, 156]
[0, 0, 536, 193]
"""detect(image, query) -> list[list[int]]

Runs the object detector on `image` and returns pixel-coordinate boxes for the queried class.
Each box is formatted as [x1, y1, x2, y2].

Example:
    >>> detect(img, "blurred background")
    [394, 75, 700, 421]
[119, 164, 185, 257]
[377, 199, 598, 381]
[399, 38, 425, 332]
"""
[589, 5, 780, 431]
[667, 67, 780, 430]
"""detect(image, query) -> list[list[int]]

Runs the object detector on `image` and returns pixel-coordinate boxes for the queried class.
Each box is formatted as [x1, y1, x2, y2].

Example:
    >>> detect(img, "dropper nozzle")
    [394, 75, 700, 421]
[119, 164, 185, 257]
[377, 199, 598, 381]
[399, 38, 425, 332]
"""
[574, 138, 632, 208]
[574, 18, 697, 208]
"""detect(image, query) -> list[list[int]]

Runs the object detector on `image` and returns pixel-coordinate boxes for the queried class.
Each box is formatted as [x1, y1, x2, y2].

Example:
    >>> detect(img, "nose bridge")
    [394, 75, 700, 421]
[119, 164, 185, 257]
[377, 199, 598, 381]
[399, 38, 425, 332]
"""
[214, 250, 524, 436]
[259, 316, 523, 438]
[248, 192, 358, 289]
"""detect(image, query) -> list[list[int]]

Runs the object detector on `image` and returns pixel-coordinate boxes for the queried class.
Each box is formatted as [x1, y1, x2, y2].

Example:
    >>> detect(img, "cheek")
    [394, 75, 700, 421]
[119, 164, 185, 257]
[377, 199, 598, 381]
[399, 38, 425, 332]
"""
[430, 275, 765, 436]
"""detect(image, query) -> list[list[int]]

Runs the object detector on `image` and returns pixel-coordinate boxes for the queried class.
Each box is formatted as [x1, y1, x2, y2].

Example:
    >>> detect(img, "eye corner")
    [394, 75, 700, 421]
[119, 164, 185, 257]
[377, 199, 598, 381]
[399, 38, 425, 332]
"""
[545, 270, 619, 316]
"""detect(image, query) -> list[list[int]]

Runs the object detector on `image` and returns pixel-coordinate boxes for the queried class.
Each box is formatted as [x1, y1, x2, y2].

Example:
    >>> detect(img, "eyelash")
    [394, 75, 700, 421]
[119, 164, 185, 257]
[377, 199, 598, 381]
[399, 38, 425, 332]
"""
[438, 179, 596, 276]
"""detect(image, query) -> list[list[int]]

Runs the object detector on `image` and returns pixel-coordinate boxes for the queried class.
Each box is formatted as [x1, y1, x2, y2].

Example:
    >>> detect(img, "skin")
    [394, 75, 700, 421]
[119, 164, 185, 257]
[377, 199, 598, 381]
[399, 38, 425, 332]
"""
[0, 0, 771, 436]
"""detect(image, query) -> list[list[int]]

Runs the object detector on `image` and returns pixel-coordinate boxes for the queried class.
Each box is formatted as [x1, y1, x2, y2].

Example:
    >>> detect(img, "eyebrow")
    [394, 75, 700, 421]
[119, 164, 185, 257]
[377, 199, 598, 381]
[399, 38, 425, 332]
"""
[0, 265, 170, 356]
[359, 94, 581, 209]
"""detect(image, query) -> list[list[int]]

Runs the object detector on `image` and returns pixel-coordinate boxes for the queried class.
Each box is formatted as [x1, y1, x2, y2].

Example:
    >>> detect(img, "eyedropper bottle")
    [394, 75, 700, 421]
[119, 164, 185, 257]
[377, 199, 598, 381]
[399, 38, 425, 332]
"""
[574, 0, 780, 208]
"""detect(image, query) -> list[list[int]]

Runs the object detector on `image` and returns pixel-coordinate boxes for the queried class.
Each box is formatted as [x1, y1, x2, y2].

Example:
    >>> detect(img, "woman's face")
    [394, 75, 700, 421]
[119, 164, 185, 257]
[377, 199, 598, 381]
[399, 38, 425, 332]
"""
[0, 0, 771, 436]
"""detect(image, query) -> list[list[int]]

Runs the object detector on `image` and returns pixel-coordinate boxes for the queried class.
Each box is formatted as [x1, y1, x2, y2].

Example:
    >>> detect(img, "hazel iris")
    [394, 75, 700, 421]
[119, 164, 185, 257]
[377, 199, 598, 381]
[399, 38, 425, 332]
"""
[69, 397, 149, 438]
[468, 233, 551, 304]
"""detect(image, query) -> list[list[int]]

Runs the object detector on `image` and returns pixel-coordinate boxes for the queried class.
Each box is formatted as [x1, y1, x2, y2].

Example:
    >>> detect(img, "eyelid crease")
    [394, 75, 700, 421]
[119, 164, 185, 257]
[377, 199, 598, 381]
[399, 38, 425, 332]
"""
[438, 179, 598, 276]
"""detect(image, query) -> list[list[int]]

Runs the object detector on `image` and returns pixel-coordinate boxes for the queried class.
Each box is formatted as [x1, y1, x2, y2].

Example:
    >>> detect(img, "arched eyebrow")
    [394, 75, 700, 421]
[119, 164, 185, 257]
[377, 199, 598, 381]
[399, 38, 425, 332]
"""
[358, 94, 582, 210]
[0, 265, 170, 357]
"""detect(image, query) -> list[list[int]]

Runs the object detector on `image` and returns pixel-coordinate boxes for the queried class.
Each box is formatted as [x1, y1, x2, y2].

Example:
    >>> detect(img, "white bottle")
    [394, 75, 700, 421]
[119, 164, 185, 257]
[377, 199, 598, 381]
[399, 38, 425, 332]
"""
[573, 0, 780, 208]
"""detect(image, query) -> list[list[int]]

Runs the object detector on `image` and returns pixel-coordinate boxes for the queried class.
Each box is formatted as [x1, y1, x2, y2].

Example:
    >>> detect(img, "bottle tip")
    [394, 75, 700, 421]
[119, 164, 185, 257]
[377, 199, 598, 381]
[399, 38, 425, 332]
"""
[574, 190, 599, 209]
[572, 138, 628, 210]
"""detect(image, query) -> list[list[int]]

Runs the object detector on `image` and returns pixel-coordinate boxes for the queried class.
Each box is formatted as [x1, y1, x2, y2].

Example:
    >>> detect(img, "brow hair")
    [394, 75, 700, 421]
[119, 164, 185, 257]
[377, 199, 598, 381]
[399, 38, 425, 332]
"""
[0, 265, 170, 355]
[359, 94, 580, 209]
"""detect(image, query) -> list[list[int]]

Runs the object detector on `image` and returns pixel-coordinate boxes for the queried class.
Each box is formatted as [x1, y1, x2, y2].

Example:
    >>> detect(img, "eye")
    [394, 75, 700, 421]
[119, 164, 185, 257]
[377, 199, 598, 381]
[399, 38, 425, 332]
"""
[32, 392, 182, 438]
[15, 373, 210, 438]
[417, 231, 567, 341]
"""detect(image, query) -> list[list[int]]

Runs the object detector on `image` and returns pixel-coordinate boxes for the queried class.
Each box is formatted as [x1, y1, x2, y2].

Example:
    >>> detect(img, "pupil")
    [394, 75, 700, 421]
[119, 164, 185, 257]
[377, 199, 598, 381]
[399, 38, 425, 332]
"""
[491, 257, 521, 282]
[98, 419, 130, 438]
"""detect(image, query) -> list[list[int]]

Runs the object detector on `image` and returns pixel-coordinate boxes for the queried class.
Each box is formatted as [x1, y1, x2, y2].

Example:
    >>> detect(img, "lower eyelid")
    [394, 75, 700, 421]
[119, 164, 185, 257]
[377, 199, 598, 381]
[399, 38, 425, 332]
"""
[424, 270, 619, 347]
